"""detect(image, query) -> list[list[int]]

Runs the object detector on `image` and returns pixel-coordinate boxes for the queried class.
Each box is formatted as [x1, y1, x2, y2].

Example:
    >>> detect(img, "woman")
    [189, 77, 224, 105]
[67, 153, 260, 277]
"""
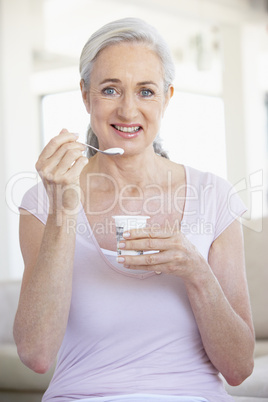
[14, 18, 254, 402]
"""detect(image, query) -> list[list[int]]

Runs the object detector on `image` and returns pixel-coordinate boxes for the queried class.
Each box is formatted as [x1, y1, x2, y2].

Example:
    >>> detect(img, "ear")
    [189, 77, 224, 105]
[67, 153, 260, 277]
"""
[162, 84, 174, 116]
[80, 79, 90, 114]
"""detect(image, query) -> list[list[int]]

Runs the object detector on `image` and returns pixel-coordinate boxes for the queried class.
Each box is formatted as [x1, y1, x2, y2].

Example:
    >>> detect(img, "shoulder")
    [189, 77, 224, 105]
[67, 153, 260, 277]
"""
[183, 165, 247, 239]
[184, 165, 239, 201]
[162, 161, 231, 203]
[184, 165, 224, 186]
[19, 181, 49, 225]
[20, 180, 48, 206]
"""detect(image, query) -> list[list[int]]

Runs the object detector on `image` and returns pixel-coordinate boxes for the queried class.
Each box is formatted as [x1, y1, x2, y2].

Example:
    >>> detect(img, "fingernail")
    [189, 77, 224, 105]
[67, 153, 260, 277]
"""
[123, 232, 130, 238]
[118, 242, 125, 249]
[116, 256, 125, 263]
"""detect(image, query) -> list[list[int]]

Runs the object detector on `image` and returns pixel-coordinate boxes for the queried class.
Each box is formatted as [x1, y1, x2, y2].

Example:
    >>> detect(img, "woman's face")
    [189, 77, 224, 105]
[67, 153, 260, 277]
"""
[82, 42, 173, 155]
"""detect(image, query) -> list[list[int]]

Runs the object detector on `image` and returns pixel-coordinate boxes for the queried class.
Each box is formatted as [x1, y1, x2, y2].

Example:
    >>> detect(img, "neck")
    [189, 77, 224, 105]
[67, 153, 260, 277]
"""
[87, 146, 165, 190]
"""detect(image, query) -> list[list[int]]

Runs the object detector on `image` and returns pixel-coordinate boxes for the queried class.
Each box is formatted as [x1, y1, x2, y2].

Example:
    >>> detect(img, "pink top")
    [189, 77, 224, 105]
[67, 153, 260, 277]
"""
[20, 166, 246, 402]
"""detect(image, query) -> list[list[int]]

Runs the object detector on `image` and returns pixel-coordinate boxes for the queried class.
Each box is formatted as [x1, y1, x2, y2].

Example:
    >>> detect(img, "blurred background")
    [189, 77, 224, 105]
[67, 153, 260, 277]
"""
[1, 0, 268, 279]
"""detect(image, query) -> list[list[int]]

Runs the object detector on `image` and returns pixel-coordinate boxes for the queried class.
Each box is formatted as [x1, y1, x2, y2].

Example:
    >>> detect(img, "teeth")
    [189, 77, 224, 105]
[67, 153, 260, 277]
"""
[114, 125, 140, 133]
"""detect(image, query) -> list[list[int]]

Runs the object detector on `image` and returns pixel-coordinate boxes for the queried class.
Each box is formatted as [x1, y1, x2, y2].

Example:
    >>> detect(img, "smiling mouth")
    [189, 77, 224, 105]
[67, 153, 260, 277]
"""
[113, 125, 141, 133]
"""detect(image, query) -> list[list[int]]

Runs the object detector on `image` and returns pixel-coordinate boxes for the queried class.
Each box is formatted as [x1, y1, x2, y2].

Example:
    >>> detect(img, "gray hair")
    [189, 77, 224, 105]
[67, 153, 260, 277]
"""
[79, 17, 175, 158]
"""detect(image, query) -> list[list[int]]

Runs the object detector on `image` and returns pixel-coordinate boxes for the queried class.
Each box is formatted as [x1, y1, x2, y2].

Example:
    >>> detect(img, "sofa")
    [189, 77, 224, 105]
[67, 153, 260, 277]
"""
[0, 217, 268, 402]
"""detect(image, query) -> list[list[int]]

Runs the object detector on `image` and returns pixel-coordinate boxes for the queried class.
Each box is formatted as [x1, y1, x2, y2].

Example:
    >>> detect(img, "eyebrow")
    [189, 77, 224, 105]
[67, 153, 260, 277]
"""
[99, 78, 159, 87]
[138, 81, 159, 87]
[99, 78, 121, 85]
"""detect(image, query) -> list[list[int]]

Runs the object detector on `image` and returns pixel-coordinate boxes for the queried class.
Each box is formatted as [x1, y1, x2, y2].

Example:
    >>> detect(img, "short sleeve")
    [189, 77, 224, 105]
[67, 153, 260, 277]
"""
[214, 175, 247, 240]
[19, 181, 49, 225]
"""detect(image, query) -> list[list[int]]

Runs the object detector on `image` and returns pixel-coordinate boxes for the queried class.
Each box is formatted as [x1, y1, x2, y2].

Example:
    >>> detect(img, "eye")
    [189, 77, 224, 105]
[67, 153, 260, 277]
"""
[140, 89, 154, 97]
[102, 87, 116, 96]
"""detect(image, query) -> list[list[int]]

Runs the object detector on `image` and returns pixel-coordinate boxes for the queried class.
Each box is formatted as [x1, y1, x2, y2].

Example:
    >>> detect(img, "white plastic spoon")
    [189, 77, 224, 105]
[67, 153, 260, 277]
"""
[81, 142, 124, 156]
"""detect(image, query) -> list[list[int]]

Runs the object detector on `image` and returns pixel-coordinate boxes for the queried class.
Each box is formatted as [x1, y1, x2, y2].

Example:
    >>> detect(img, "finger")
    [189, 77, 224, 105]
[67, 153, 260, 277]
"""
[123, 249, 188, 276]
[125, 263, 167, 276]
[37, 142, 86, 178]
[62, 155, 89, 180]
[123, 250, 167, 267]
[54, 142, 86, 164]
[123, 226, 176, 240]
[54, 148, 86, 176]
[125, 263, 165, 273]
[119, 237, 176, 252]
[38, 130, 79, 161]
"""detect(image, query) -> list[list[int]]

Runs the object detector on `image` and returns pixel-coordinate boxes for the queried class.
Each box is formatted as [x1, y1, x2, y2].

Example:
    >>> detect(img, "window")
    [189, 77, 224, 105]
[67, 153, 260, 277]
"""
[41, 90, 90, 146]
[161, 91, 226, 178]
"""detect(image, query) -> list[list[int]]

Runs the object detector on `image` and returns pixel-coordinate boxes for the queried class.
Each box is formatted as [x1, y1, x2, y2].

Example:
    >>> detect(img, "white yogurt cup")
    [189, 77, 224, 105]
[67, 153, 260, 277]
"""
[112, 215, 150, 256]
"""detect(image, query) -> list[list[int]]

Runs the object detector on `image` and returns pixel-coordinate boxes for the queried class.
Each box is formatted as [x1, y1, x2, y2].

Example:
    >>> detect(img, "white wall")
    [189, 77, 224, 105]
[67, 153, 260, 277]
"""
[0, 0, 41, 279]
[242, 24, 268, 222]
[222, 22, 268, 222]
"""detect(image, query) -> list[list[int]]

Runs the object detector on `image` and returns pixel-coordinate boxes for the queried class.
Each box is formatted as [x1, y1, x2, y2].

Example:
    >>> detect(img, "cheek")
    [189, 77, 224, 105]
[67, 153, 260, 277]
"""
[90, 96, 115, 115]
[89, 99, 115, 133]
[146, 102, 165, 123]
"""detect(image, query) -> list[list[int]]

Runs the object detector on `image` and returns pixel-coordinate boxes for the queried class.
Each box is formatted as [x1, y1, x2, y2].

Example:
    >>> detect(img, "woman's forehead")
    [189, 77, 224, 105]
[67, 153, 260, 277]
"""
[91, 42, 164, 84]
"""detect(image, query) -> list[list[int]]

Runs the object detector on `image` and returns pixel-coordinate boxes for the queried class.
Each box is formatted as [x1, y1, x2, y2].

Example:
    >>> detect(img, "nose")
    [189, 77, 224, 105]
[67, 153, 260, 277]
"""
[116, 93, 138, 121]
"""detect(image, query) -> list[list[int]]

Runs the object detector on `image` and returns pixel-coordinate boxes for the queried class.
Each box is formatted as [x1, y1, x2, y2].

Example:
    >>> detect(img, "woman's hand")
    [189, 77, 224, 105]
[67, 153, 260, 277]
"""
[117, 226, 208, 281]
[35, 129, 88, 213]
